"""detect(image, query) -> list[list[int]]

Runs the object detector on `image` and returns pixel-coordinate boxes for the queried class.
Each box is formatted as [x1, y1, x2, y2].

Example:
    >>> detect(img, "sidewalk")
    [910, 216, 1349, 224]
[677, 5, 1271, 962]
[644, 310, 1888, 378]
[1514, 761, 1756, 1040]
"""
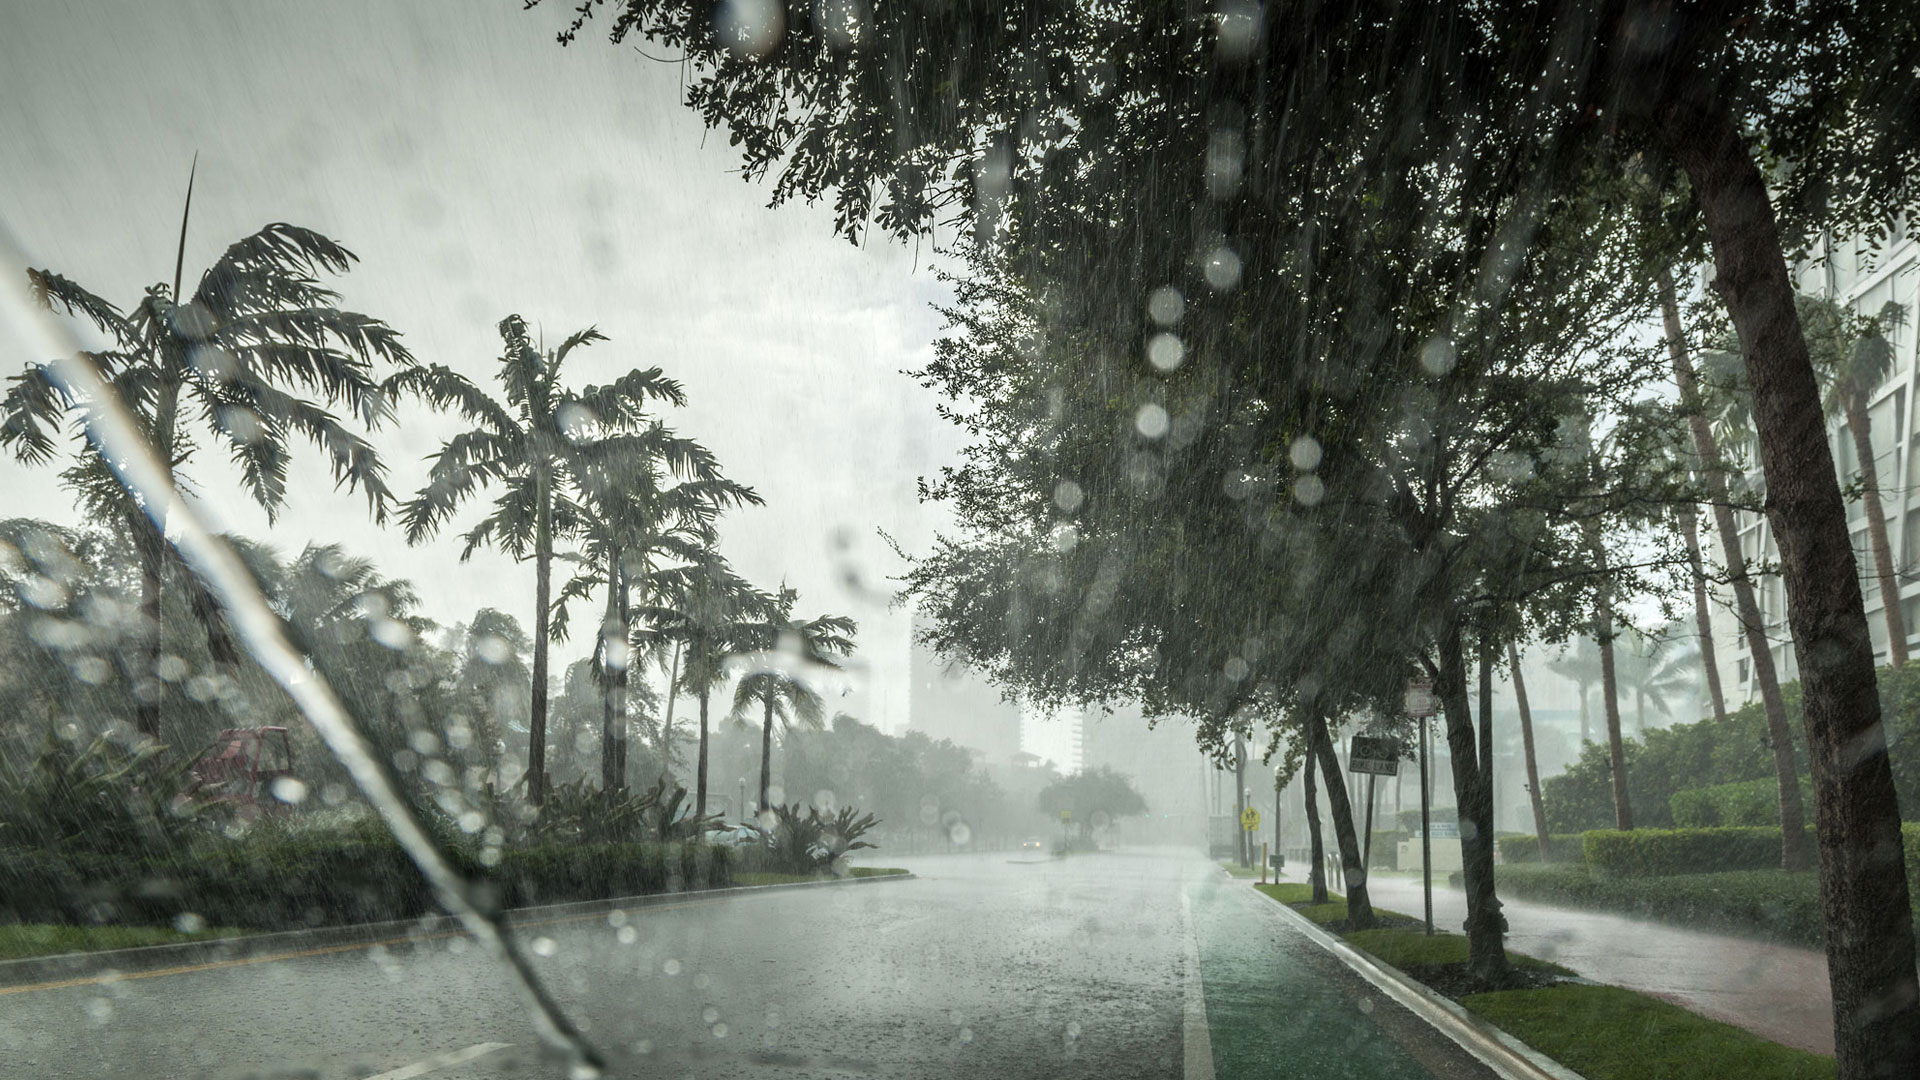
[1290, 869, 1834, 1055]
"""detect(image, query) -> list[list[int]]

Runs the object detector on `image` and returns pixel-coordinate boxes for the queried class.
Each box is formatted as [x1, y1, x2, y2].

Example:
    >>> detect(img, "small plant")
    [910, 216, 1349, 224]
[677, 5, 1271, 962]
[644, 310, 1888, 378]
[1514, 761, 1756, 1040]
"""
[764, 802, 880, 875]
[0, 730, 218, 855]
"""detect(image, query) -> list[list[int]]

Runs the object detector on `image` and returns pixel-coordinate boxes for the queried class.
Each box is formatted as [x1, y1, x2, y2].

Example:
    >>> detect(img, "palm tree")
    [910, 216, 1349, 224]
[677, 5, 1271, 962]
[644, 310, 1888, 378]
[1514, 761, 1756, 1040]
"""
[1507, 642, 1551, 861]
[1807, 293, 1910, 666]
[1546, 637, 1600, 746]
[1613, 629, 1701, 734]
[634, 554, 776, 819]
[2, 176, 410, 741]
[730, 586, 856, 816]
[391, 315, 686, 801]
[555, 432, 759, 790]
[1660, 265, 1810, 870]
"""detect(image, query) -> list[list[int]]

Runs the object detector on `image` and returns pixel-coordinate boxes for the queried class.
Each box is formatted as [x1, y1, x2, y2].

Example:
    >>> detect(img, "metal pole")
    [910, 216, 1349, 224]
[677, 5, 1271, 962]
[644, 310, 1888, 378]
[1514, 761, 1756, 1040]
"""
[1274, 769, 1283, 875]
[1362, 773, 1377, 871]
[1420, 715, 1433, 936]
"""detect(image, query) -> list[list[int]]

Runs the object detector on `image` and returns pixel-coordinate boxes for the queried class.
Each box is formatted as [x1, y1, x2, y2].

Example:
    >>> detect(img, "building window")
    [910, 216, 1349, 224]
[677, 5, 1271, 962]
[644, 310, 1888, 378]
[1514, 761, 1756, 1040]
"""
[1738, 658, 1750, 685]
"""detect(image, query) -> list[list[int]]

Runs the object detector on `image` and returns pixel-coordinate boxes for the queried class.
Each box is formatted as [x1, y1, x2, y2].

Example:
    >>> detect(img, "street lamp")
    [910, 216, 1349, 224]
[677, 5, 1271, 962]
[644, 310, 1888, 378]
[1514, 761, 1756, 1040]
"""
[738, 777, 747, 821]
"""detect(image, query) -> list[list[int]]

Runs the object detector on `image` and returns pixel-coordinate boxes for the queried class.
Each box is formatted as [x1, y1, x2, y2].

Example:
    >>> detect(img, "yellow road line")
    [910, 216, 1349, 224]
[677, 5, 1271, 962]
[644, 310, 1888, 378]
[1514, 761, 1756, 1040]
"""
[0, 895, 733, 998]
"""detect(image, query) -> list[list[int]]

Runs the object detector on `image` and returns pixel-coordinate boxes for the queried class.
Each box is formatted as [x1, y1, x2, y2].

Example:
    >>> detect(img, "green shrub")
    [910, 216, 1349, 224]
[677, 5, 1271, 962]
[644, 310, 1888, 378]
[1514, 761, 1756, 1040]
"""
[1498, 833, 1585, 864]
[1494, 863, 1826, 947]
[1669, 778, 1816, 828]
[0, 829, 732, 930]
[1583, 827, 1809, 877]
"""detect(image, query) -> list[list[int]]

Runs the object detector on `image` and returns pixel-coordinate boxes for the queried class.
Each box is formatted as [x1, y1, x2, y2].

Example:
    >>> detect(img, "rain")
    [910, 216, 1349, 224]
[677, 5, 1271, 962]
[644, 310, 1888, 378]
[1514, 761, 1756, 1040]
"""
[2, 2, 1920, 1079]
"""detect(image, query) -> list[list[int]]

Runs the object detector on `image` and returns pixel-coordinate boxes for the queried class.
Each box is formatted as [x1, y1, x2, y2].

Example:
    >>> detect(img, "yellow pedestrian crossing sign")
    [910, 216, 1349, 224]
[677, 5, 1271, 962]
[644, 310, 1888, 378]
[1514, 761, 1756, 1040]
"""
[1240, 807, 1261, 831]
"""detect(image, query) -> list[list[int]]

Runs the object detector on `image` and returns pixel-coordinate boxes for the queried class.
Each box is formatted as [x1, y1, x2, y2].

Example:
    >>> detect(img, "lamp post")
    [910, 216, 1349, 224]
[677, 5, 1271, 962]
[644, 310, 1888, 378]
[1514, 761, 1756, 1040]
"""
[738, 777, 747, 822]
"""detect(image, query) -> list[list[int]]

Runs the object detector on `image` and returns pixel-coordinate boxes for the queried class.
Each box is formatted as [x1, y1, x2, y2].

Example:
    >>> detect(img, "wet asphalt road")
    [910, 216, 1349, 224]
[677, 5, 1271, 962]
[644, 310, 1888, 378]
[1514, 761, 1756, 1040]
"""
[1, 851, 1500, 1079]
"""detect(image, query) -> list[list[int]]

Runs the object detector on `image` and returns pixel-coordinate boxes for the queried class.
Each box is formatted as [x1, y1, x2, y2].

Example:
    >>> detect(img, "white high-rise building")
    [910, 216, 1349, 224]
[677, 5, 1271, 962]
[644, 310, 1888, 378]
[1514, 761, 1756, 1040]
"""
[1707, 226, 1920, 697]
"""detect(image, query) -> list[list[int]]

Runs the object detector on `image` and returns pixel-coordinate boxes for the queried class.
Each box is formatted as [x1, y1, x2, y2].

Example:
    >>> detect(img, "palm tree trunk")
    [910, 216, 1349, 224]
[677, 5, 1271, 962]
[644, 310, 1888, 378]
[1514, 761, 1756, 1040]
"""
[132, 516, 165, 740]
[1660, 266, 1812, 871]
[1679, 503, 1730, 721]
[1660, 90, 1917, 1076]
[658, 641, 681, 782]
[1845, 397, 1908, 667]
[613, 561, 630, 788]
[528, 467, 552, 804]
[1508, 643, 1550, 862]
[1307, 707, 1374, 929]
[1433, 619, 1506, 981]
[759, 697, 775, 815]
[1302, 734, 1326, 904]
[1593, 532, 1633, 831]
[695, 683, 711, 819]
[601, 547, 620, 791]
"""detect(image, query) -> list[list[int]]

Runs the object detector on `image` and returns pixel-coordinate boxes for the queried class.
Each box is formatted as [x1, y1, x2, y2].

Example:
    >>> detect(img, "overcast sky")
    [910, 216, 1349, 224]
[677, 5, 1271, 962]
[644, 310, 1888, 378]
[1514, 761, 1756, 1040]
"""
[0, 0, 977, 733]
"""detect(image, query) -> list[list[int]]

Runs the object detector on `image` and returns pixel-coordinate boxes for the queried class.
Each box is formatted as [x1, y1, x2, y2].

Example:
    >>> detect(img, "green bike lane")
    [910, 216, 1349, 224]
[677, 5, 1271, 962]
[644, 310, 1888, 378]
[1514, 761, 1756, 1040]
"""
[1185, 870, 1500, 1080]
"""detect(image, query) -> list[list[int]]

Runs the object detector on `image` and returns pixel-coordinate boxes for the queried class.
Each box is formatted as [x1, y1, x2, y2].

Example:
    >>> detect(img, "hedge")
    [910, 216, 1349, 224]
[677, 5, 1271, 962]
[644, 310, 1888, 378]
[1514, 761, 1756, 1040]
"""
[1494, 863, 1827, 947]
[1582, 827, 1817, 878]
[0, 833, 733, 931]
[1498, 833, 1585, 864]
[1670, 778, 1817, 828]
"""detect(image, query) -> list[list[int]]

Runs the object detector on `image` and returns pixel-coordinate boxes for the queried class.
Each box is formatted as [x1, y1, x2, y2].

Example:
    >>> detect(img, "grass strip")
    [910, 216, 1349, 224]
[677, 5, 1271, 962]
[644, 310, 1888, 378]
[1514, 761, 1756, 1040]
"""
[1249, 881, 1832, 1080]
[1463, 984, 1834, 1080]
[1218, 861, 1259, 878]
[0, 923, 250, 961]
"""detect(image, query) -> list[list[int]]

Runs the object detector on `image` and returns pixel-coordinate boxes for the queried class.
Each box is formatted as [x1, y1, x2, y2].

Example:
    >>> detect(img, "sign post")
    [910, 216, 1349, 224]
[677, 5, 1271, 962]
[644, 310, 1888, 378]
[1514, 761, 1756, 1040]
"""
[1405, 678, 1437, 937]
[1347, 735, 1399, 879]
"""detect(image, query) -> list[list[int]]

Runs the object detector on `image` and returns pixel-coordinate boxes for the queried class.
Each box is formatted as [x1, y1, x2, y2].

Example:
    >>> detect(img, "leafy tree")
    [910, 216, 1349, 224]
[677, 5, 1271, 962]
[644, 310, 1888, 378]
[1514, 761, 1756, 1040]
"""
[1034, 766, 1147, 844]
[541, 1, 1920, 1063]
[392, 315, 686, 802]
[2, 201, 410, 741]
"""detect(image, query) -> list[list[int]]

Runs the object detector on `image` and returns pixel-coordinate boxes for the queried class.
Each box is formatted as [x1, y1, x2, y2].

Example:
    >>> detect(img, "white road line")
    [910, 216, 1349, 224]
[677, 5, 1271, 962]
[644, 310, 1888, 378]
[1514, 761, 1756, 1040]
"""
[365, 1042, 511, 1080]
[1180, 888, 1216, 1080]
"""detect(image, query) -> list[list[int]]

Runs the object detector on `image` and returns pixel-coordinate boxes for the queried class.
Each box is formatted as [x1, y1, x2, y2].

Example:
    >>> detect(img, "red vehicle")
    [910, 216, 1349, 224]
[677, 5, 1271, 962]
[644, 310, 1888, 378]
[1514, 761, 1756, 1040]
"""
[192, 726, 298, 815]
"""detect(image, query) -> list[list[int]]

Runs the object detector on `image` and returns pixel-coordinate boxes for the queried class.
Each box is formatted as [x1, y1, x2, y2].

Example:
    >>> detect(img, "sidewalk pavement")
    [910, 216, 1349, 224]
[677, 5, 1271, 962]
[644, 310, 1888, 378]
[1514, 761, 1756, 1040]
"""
[1272, 867, 1834, 1056]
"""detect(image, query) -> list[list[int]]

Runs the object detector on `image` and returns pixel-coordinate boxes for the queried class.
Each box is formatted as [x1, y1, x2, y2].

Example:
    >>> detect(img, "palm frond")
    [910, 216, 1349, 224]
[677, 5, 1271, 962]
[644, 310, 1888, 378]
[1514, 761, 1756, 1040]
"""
[26, 269, 135, 346]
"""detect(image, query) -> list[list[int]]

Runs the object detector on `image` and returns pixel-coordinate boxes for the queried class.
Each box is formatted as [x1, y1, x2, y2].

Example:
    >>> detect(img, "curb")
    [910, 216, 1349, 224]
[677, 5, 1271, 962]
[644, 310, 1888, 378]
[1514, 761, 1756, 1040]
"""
[0, 870, 914, 988]
[1244, 880, 1587, 1080]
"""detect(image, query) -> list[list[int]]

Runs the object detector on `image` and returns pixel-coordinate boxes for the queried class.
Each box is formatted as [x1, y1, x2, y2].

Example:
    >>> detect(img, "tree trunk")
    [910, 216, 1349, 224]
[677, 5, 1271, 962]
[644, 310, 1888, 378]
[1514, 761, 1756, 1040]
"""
[601, 546, 621, 791]
[1661, 264, 1812, 871]
[658, 640, 681, 783]
[1478, 640, 1494, 830]
[132, 516, 165, 741]
[1435, 620, 1507, 981]
[695, 682, 711, 819]
[1679, 503, 1730, 721]
[1508, 643, 1551, 862]
[1846, 397, 1908, 667]
[1308, 708, 1374, 929]
[1590, 527, 1633, 831]
[1302, 735, 1327, 904]
[1662, 91, 1919, 1077]
[759, 696, 775, 814]
[528, 467, 552, 804]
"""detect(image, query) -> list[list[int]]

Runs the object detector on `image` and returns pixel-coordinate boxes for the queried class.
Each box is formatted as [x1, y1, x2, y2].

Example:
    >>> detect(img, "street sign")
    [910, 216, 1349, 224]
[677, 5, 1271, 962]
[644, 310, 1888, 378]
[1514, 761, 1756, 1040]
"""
[1240, 807, 1261, 831]
[1349, 735, 1401, 776]
[1060, 810, 1072, 823]
[1405, 678, 1436, 718]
